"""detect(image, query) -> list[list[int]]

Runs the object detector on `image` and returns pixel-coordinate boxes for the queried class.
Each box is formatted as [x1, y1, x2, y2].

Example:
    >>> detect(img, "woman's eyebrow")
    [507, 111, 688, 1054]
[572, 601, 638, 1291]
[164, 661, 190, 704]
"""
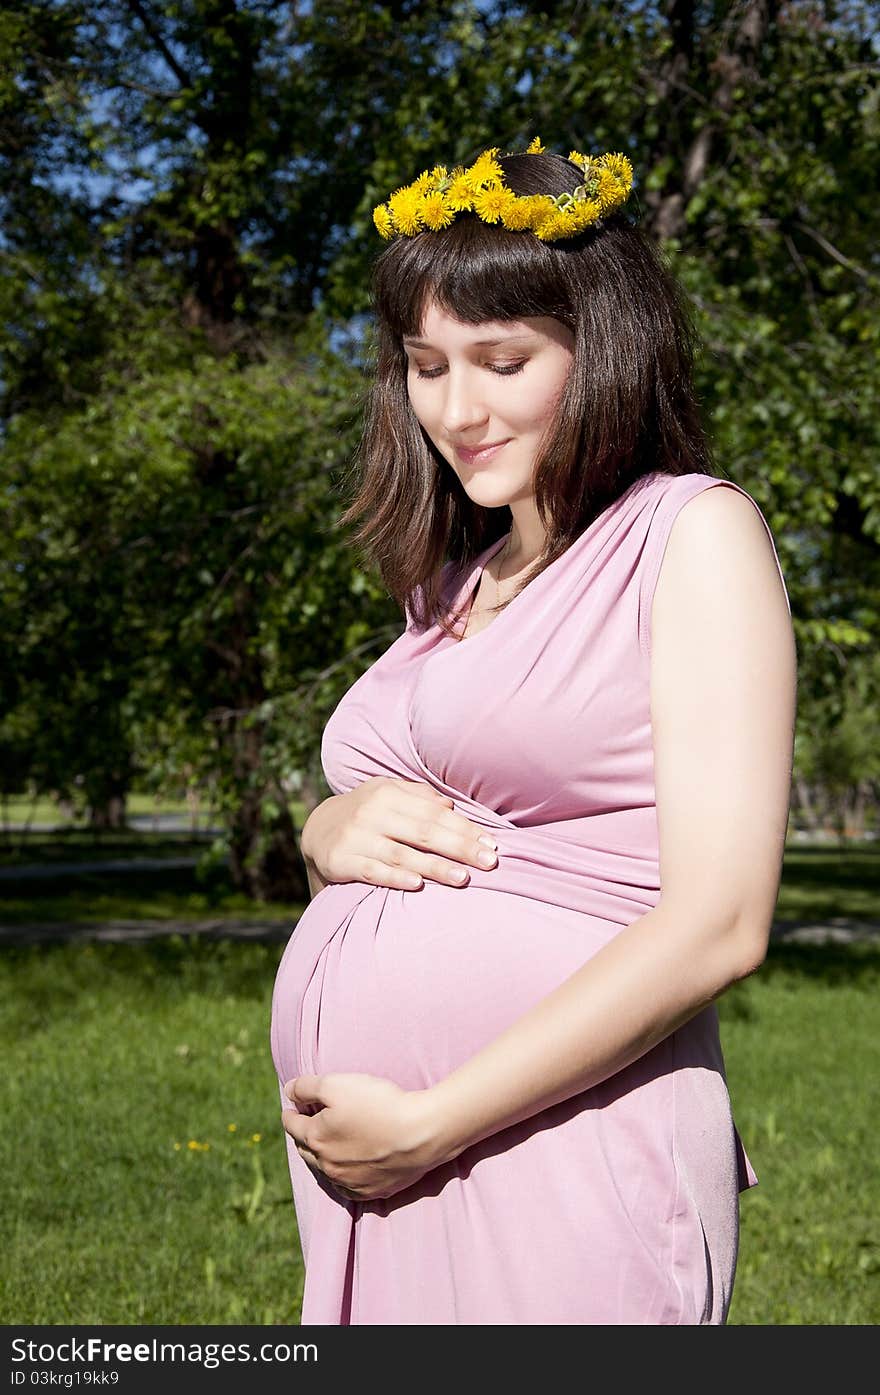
[402, 334, 532, 348]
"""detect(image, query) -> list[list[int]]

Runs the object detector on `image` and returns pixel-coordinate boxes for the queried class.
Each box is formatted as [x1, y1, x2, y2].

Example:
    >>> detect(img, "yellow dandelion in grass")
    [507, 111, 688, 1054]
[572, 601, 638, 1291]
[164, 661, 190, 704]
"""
[445, 169, 475, 211]
[251, 1132, 262, 1144]
[467, 148, 503, 189]
[600, 152, 634, 191]
[173, 1142, 182, 1151]
[187, 1139, 210, 1152]
[388, 185, 424, 235]
[526, 136, 545, 154]
[472, 185, 516, 224]
[372, 203, 394, 239]
[227, 1123, 238, 1133]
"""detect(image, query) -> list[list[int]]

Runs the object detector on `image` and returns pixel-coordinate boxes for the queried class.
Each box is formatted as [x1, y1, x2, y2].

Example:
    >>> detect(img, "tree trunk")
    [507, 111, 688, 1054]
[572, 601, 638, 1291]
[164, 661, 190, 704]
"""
[219, 661, 308, 903]
[87, 782, 128, 829]
[226, 740, 309, 903]
[794, 775, 817, 831]
[646, 0, 778, 243]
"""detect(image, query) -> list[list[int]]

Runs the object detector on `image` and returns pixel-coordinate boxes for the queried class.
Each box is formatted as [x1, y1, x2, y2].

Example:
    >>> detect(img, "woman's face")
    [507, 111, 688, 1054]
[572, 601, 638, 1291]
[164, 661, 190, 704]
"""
[403, 297, 575, 511]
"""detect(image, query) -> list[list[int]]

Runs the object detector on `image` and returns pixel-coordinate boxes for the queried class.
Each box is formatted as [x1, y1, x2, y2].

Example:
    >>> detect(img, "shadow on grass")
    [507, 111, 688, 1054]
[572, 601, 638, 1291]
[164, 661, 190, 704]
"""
[0, 830, 219, 867]
[761, 937, 880, 986]
[781, 844, 880, 899]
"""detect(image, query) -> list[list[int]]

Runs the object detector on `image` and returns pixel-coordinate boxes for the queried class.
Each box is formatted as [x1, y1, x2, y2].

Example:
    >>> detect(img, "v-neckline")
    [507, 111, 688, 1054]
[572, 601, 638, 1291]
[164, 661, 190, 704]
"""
[434, 473, 662, 656]
[453, 533, 512, 644]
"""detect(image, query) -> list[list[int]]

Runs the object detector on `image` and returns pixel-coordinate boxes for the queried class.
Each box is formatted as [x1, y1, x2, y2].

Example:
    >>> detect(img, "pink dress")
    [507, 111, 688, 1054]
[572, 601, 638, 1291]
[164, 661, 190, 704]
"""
[270, 470, 791, 1325]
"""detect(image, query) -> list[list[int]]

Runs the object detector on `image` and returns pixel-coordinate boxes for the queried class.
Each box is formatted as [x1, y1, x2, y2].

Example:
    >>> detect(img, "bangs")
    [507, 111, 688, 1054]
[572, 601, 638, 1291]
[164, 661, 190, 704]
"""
[373, 211, 578, 340]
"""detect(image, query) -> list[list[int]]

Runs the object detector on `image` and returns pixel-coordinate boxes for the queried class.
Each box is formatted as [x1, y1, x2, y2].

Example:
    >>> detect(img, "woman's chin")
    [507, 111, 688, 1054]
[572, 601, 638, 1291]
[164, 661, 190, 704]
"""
[460, 477, 523, 508]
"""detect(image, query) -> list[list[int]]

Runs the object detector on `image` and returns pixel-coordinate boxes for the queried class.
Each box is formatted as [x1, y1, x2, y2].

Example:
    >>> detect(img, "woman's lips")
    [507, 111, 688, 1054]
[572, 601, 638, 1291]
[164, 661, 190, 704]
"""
[454, 439, 511, 465]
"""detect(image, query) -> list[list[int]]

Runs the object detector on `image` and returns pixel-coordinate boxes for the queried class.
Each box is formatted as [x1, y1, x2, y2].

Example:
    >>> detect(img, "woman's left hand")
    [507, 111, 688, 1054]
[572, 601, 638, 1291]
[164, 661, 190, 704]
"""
[281, 1073, 444, 1202]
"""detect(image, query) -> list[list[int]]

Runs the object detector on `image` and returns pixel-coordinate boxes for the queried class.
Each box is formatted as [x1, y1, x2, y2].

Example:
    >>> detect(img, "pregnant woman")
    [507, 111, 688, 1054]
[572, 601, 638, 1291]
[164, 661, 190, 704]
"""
[270, 139, 797, 1324]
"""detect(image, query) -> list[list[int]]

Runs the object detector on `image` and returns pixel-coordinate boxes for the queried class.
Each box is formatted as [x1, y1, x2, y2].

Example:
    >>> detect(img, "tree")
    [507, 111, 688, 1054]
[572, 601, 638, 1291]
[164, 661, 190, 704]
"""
[2, 0, 878, 896]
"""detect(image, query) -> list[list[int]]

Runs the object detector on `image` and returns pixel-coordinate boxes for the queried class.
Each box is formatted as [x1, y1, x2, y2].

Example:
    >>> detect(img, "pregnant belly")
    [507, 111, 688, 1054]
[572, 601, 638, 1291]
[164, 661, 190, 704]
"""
[270, 880, 623, 1090]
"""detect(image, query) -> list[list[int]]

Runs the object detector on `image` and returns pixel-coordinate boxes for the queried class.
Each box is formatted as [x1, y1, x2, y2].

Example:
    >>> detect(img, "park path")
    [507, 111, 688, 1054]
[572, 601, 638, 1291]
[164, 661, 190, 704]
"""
[1, 854, 877, 945]
[0, 913, 877, 947]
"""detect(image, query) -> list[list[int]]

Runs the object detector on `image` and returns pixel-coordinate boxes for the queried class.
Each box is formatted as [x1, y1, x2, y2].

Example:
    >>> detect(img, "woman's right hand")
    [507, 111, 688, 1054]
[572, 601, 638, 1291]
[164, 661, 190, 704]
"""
[300, 777, 499, 892]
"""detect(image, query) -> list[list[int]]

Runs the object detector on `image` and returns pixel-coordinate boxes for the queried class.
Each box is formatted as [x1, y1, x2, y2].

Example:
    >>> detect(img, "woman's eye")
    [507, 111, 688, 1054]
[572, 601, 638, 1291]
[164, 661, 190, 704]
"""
[412, 357, 527, 379]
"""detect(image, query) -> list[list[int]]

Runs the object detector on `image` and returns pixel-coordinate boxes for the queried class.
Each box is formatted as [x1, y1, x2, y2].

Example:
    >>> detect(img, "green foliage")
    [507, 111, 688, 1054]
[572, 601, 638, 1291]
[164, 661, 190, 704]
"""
[1, 1, 879, 891]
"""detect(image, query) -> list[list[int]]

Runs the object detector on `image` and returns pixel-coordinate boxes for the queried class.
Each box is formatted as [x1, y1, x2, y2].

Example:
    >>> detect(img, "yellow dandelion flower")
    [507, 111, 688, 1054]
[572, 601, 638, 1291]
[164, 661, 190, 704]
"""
[372, 203, 395, 239]
[420, 191, 455, 230]
[499, 197, 536, 231]
[467, 148, 503, 188]
[445, 170, 475, 211]
[412, 170, 434, 194]
[568, 198, 603, 232]
[251, 1132, 262, 1143]
[173, 1142, 182, 1151]
[428, 164, 448, 184]
[388, 186, 424, 235]
[187, 1139, 200, 1150]
[519, 194, 558, 232]
[568, 150, 590, 172]
[594, 166, 627, 212]
[526, 136, 545, 154]
[600, 152, 634, 191]
[472, 185, 516, 223]
[227, 1123, 237, 1133]
[534, 211, 575, 242]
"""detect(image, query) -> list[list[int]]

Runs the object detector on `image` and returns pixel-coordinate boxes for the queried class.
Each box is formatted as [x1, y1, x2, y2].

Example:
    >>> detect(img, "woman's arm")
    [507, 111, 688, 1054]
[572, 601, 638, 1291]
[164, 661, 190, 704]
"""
[421, 486, 797, 1165]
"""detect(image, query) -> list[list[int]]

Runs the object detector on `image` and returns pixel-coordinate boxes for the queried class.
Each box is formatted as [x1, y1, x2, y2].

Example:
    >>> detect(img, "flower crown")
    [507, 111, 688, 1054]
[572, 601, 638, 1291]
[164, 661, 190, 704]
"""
[372, 136, 634, 244]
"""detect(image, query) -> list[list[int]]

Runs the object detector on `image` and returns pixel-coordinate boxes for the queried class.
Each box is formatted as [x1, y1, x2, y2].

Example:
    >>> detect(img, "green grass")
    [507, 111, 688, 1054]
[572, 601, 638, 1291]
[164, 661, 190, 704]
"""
[0, 938, 302, 1324]
[722, 942, 880, 1324]
[0, 936, 877, 1325]
[1, 792, 201, 827]
[0, 882, 300, 926]
[0, 793, 309, 832]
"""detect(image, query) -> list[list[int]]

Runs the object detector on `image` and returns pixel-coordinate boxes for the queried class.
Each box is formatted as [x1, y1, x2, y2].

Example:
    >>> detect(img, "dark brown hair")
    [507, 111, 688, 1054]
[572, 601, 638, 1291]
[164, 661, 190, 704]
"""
[338, 150, 718, 636]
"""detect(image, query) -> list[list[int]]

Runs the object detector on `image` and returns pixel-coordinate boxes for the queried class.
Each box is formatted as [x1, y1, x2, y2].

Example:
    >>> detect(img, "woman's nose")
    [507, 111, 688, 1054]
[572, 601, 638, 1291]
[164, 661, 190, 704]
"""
[441, 368, 489, 435]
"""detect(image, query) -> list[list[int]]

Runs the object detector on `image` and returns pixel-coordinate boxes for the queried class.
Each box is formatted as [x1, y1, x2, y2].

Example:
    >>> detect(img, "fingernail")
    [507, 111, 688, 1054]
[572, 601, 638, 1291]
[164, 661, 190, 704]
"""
[478, 834, 498, 849]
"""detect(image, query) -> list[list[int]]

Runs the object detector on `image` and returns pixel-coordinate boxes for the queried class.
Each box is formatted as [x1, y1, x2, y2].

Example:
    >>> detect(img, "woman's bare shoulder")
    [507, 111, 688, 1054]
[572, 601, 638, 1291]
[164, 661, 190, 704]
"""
[649, 481, 797, 964]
